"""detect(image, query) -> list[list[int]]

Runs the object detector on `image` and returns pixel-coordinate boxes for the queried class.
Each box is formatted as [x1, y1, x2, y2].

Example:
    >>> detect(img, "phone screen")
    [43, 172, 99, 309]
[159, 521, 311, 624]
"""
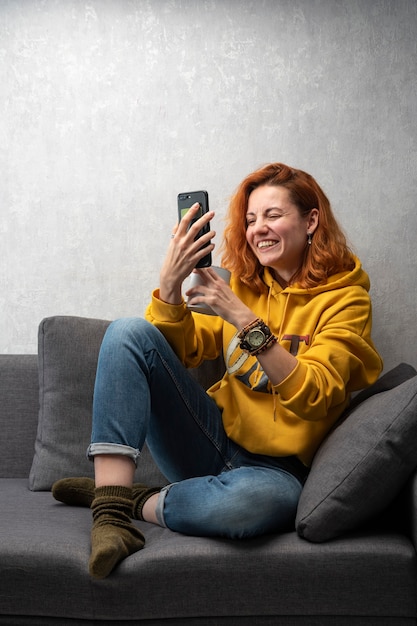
[177, 191, 212, 268]
[180, 206, 202, 220]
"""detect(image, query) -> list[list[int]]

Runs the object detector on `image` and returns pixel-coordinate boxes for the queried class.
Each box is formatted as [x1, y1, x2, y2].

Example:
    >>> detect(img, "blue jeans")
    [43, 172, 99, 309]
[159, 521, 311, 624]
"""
[88, 318, 307, 539]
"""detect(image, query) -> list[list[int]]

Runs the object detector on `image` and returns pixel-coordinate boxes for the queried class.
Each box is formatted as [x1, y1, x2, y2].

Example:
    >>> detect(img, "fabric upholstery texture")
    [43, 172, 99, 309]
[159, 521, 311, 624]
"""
[28, 316, 168, 491]
[0, 355, 39, 478]
[1, 478, 416, 622]
[296, 364, 417, 542]
[2, 317, 417, 624]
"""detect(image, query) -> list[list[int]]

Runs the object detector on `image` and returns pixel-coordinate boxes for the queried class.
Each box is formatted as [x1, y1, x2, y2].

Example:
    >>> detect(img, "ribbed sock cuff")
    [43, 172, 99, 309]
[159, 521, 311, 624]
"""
[94, 485, 133, 500]
[133, 487, 161, 520]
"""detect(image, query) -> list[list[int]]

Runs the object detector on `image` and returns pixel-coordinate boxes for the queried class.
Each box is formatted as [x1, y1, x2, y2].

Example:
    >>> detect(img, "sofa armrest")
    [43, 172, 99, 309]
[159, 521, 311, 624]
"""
[403, 470, 417, 548]
[0, 355, 39, 478]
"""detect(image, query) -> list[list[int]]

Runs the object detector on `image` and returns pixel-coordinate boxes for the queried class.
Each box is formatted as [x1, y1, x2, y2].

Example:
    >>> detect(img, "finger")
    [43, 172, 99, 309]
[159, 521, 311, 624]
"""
[193, 231, 216, 253]
[194, 266, 223, 284]
[193, 267, 214, 283]
[185, 284, 206, 299]
[178, 203, 201, 232]
[193, 241, 215, 266]
[188, 211, 215, 238]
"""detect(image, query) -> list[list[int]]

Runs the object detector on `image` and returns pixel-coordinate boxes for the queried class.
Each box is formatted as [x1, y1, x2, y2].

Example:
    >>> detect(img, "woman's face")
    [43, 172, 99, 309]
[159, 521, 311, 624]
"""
[246, 185, 318, 283]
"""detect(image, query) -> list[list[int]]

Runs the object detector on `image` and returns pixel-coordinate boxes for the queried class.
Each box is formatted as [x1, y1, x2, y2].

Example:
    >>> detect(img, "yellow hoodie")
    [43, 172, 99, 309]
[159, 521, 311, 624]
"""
[146, 256, 382, 466]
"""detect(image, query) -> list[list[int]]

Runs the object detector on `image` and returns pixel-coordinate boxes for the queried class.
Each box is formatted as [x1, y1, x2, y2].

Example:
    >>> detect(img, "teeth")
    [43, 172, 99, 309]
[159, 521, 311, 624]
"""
[258, 241, 277, 249]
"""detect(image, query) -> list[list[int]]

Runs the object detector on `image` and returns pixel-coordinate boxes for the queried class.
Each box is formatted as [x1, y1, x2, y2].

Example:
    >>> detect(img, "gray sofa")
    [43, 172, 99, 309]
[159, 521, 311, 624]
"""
[2, 315, 417, 625]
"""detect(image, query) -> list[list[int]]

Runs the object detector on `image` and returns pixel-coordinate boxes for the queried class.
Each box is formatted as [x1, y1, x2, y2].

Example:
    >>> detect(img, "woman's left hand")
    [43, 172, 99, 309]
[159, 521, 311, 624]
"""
[186, 268, 255, 329]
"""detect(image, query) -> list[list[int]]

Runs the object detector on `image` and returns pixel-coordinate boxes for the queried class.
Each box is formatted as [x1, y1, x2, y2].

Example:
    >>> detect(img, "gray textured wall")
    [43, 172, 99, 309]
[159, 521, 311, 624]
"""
[1, 0, 416, 373]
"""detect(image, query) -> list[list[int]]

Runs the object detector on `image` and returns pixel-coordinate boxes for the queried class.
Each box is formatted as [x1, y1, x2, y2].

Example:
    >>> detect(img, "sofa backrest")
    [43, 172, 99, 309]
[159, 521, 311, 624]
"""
[0, 316, 226, 486]
[0, 355, 39, 477]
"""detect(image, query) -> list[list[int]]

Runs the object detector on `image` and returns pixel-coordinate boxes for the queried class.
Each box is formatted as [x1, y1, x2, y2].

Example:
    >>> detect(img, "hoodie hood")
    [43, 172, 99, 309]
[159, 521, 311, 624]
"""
[262, 255, 370, 297]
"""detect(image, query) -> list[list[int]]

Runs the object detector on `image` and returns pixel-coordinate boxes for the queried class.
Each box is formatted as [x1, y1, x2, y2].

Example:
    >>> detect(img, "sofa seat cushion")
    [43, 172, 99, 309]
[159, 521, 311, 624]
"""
[296, 364, 417, 542]
[1, 479, 416, 623]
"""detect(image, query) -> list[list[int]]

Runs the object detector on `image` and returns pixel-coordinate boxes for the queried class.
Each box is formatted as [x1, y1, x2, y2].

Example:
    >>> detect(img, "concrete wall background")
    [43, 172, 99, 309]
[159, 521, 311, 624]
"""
[1, 0, 416, 373]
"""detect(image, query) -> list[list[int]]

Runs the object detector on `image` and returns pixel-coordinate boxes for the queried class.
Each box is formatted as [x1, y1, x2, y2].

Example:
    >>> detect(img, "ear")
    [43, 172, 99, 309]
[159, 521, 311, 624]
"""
[307, 208, 319, 234]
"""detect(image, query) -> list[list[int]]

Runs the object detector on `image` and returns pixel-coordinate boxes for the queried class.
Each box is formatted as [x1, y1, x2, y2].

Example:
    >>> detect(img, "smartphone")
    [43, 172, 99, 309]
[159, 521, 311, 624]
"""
[177, 190, 212, 268]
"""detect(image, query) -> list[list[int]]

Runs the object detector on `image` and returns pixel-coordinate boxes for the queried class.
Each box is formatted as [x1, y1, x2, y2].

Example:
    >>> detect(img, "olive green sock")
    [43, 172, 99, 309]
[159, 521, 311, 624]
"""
[131, 485, 161, 520]
[52, 477, 95, 507]
[52, 477, 161, 521]
[89, 486, 145, 580]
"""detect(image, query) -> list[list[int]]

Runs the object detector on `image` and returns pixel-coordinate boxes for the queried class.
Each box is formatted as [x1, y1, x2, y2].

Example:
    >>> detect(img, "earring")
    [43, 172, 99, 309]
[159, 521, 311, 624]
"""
[307, 232, 312, 245]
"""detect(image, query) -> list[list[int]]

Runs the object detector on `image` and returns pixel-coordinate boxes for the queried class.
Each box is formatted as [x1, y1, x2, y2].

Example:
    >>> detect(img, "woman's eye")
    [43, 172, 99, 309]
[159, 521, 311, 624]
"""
[246, 212, 282, 227]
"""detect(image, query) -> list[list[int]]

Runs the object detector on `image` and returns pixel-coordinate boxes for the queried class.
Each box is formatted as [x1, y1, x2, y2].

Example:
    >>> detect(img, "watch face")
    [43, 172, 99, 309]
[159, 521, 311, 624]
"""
[248, 329, 266, 347]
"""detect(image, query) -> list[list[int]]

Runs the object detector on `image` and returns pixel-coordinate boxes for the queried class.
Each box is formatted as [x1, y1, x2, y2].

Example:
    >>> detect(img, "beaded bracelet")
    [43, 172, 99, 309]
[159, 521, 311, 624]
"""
[250, 333, 278, 356]
[237, 317, 263, 339]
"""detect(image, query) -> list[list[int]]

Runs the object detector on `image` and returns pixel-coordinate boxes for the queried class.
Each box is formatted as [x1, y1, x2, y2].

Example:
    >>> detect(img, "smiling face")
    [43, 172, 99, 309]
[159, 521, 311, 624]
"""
[246, 185, 318, 284]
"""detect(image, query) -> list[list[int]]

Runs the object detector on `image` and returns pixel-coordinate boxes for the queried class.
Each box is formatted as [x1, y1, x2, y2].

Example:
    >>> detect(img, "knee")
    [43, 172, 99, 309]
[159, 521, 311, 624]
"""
[106, 317, 149, 337]
[218, 472, 300, 538]
[99, 318, 158, 361]
[163, 470, 302, 540]
[104, 318, 156, 346]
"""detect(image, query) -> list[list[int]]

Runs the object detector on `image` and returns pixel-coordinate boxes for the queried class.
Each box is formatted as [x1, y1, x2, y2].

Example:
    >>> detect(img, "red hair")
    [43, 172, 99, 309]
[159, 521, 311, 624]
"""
[221, 163, 355, 293]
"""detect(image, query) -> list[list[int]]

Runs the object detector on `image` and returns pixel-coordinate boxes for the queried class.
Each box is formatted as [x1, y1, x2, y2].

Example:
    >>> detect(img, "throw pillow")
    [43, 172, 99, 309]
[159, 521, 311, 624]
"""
[29, 316, 168, 491]
[296, 363, 417, 542]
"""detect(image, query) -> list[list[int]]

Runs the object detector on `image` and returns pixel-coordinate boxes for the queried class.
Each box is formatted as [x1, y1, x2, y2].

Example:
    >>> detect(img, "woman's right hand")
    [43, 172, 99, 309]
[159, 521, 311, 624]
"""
[159, 203, 215, 305]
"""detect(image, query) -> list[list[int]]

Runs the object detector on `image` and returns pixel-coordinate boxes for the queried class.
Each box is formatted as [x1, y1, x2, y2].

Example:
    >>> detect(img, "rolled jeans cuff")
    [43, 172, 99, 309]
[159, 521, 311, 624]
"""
[87, 442, 140, 466]
[154, 483, 174, 528]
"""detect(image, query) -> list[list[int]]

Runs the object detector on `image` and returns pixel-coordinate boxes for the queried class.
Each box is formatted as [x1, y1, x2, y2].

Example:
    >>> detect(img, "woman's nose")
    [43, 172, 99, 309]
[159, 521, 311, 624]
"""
[253, 217, 268, 232]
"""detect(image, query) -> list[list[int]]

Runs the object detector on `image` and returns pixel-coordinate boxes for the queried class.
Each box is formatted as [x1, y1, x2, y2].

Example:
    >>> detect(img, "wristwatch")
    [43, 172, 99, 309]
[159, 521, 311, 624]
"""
[238, 319, 277, 355]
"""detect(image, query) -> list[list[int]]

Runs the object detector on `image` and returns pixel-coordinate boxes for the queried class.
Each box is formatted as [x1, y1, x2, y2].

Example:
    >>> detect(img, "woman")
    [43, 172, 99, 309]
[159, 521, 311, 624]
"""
[53, 162, 383, 579]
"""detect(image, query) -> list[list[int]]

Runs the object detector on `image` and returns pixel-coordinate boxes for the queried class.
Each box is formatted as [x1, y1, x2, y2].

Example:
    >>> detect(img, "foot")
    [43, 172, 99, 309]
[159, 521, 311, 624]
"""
[132, 485, 162, 520]
[52, 477, 161, 520]
[89, 486, 145, 579]
[89, 521, 145, 579]
[52, 477, 95, 507]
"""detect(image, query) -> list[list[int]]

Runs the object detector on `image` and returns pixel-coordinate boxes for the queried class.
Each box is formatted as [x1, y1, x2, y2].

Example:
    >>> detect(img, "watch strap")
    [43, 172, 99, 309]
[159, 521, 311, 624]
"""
[238, 318, 277, 356]
[249, 333, 277, 356]
[237, 317, 263, 339]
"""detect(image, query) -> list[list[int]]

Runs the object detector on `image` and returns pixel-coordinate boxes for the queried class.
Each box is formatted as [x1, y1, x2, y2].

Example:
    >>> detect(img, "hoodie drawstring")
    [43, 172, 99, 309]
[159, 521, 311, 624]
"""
[267, 279, 291, 422]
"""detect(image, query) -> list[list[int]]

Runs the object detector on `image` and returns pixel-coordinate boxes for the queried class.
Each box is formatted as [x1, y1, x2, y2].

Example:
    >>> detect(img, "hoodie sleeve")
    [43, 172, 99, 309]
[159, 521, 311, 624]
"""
[272, 285, 383, 422]
[145, 289, 223, 367]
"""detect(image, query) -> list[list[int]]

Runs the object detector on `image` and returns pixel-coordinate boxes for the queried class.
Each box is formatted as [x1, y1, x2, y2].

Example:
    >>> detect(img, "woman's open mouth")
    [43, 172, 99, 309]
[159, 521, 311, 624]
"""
[257, 240, 279, 250]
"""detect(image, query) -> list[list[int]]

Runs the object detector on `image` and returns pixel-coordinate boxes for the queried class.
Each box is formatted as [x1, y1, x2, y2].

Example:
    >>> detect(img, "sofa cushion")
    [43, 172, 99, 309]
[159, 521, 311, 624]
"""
[296, 363, 417, 542]
[2, 478, 416, 622]
[29, 316, 168, 491]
